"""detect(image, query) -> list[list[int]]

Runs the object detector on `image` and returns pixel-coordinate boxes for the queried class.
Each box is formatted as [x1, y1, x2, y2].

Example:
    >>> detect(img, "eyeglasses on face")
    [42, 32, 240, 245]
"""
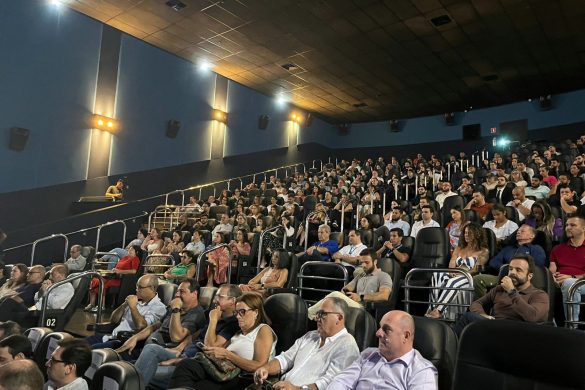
[136, 284, 152, 290]
[234, 308, 255, 317]
[47, 356, 68, 365]
[314, 310, 342, 320]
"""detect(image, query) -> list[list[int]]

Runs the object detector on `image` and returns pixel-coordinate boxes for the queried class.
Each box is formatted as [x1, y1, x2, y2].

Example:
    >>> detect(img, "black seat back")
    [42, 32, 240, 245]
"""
[81, 246, 96, 271]
[377, 258, 402, 309]
[440, 195, 465, 227]
[85, 348, 120, 380]
[199, 286, 218, 310]
[483, 227, 498, 260]
[42, 275, 90, 331]
[359, 229, 374, 247]
[34, 331, 73, 372]
[264, 293, 308, 354]
[345, 307, 377, 351]
[329, 231, 344, 247]
[24, 327, 52, 355]
[157, 283, 178, 305]
[91, 361, 145, 390]
[367, 213, 383, 228]
[453, 320, 585, 390]
[410, 227, 449, 269]
[413, 316, 458, 390]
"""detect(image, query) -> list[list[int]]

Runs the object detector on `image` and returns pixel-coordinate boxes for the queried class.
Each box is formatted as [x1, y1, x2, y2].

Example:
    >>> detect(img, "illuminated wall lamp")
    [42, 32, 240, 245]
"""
[213, 109, 228, 124]
[91, 114, 119, 133]
[289, 112, 303, 124]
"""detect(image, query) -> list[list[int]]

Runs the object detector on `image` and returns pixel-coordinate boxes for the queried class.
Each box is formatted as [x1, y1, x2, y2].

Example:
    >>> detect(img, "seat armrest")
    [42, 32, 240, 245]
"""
[266, 287, 298, 296]
[88, 322, 118, 333]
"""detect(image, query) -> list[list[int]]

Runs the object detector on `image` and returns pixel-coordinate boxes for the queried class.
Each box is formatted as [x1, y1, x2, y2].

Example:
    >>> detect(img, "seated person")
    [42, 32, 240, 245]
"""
[85, 245, 142, 311]
[133, 284, 243, 389]
[86, 274, 167, 350]
[426, 223, 489, 320]
[410, 205, 440, 238]
[97, 228, 147, 270]
[212, 214, 234, 236]
[253, 297, 360, 390]
[163, 249, 197, 284]
[0, 359, 44, 390]
[375, 228, 411, 267]
[452, 254, 549, 336]
[45, 339, 92, 390]
[296, 224, 339, 264]
[115, 279, 206, 360]
[0, 264, 28, 300]
[141, 228, 164, 255]
[161, 231, 185, 255]
[383, 207, 411, 236]
[327, 310, 437, 390]
[105, 178, 124, 200]
[167, 293, 277, 389]
[0, 335, 33, 364]
[332, 230, 368, 269]
[239, 249, 289, 296]
[33, 265, 73, 311]
[464, 191, 493, 222]
[206, 232, 230, 287]
[473, 224, 546, 298]
[52, 245, 86, 272]
[229, 229, 252, 267]
[185, 230, 206, 255]
[0, 321, 22, 340]
[0, 265, 45, 323]
[482, 204, 518, 242]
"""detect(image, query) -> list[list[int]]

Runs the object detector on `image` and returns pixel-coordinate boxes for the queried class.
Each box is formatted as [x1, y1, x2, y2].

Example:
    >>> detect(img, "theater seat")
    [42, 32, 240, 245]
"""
[345, 307, 377, 351]
[34, 331, 73, 372]
[263, 293, 308, 353]
[452, 320, 585, 390]
[412, 316, 457, 390]
[24, 327, 52, 355]
[85, 348, 120, 380]
[198, 286, 218, 310]
[39, 274, 91, 331]
[365, 257, 401, 323]
[157, 283, 178, 306]
[91, 361, 145, 390]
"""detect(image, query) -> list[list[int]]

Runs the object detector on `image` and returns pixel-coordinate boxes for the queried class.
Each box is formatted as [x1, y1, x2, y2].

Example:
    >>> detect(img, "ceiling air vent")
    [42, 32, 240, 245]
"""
[166, 0, 186, 11]
[353, 102, 368, 108]
[430, 14, 452, 27]
[281, 63, 298, 71]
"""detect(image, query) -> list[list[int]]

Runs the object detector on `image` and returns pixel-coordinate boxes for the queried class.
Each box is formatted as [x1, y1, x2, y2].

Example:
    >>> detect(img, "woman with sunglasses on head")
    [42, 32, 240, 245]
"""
[168, 292, 277, 389]
[163, 250, 197, 284]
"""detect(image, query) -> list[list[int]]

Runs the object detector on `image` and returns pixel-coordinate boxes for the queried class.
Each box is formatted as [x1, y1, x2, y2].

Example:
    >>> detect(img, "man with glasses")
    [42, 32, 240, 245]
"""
[253, 297, 360, 390]
[52, 245, 86, 272]
[327, 310, 437, 390]
[0, 265, 45, 323]
[332, 230, 368, 270]
[86, 274, 166, 350]
[116, 278, 206, 360]
[296, 224, 339, 264]
[134, 284, 243, 389]
[45, 339, 92, 390]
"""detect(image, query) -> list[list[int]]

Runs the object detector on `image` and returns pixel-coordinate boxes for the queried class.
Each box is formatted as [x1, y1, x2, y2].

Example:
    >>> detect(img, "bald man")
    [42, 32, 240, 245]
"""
[327, 310, 437, 390]
[0, 359, 44, 390]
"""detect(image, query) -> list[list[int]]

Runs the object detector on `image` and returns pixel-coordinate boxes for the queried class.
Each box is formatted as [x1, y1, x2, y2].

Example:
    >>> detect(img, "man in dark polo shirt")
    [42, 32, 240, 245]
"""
[452, 254, 549, 336]
[116, 279, 206, 360]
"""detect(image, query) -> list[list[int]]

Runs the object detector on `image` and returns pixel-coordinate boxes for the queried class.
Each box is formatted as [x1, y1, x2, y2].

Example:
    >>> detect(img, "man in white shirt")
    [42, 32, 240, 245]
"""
[33, 265, 74, 311]
[58, 245, 86, 272]
[253, 297, 360, 390]
[331, 230, 368, 269]
[506, 187, 534, 222]
[383, 207, 410, 236]
[211, 214, 233, 236]
[524, 174, 550, 200]
[435, 182, 457, 209]
[410, 206, 440, 238]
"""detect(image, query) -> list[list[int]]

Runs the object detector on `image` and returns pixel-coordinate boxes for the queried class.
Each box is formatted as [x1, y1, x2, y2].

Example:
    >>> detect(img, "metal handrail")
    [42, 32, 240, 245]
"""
[40, 271, 105, 326]
[148, 206, 180, 231]
[95, 220, 127, 252]
[297, 261, 349, 302]
[30, 234, 69, 267]
[403, 268, 474, 316]
[257, 225, 286, 273]
[164, 190, 185, 207]
[142, 254, 175, 274]
[92, 252, 121, 270]
[565, 278, 585, 329]
[196, 243, 231, 284]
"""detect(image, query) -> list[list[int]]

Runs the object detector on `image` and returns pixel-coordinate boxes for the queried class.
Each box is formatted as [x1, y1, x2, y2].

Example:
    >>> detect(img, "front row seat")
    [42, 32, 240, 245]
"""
[91, 361, 145, 390]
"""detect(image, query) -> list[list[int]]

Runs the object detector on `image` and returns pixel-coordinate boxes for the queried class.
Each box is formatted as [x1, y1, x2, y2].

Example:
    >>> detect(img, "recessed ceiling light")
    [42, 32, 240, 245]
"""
[166, 0, 186, 11]
[281, 63, 298, 71]
[430, 14, 452, 27]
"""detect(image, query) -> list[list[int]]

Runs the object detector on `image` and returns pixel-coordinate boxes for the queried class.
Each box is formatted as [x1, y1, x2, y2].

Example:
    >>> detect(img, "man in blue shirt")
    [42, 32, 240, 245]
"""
[296, 224, 339, 264]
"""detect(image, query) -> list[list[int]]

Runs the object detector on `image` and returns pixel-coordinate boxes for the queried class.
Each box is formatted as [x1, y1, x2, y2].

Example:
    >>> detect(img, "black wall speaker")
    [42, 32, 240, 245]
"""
[390, 120, 400, 132]
[9, 127, 29, 151]
[166, 120, 181, 138]
[305, 113, 313, 127]
[258, 114, 270, 130]
[462, 123, 481, 140]
[539, 95, 552, 111]
[444, 112, 455, 126]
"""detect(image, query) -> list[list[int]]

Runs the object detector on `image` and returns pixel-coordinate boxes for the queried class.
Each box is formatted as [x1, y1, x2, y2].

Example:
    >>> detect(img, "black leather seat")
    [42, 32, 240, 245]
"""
[34, 331, 73, 371]
[497, 264, 555, 324]
[264, 293, 308, 353]
[85, 348, 120, 380]
[297, 261, 349, 303]
[453, 320, 585, 390]
[81, 246, 96, 271]
[483, 227, 497, 260]
[91, 361, 145, 390]
[367, 213, 383, 228]
[157, 283, 178, 305]
[504, 206, 520, 225]
[409, 227, 449, 270]
[199, 286, 218, 310]
[329, 231, 344, 247]
[345, 307, 377, 351]
[24, 327, 52, 355]
[41, 274, 90, 331]
[413, 316, 458, 390]
[359, 229, 375, 247]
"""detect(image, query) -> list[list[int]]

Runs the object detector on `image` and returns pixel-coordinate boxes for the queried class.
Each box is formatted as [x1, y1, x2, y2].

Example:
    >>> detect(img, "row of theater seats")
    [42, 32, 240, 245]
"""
[24, 293, 585, 390]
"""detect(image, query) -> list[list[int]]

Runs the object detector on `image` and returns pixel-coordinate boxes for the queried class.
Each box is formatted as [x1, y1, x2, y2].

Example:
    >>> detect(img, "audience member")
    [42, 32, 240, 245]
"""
[0, 264, 28, 300]
[239, 249, 289, 297]
[296, 224, 339, 264]
[163, 249, 197, 284]
[0, 335, 32, 364]
[482, 204, 518, 242]
[253, 297, 360, 390]
[435, 181, 457, 208]
[332, 230, 368, 269]
[212, 214, 234, 236]
[464, 191, 493, 221]
[0, 265, 45, 323]
[506, 187, 534, 222]
[44, 339, 92, 390]
[327, 310, 437, 390]
[410, 205, 440, 238]
[383, 207, 410, 236]
[341, 249, 392, 305]
[0, 359, 44, 390]
[206, 232, 230, 287]
[105, 178, 124, 200]
[524, 174, 550, 200]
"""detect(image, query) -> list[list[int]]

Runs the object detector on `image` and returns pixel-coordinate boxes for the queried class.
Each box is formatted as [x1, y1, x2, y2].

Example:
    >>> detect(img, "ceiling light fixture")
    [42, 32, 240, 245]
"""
[198, 60, 213, 73]
[166, 0, 187, 11]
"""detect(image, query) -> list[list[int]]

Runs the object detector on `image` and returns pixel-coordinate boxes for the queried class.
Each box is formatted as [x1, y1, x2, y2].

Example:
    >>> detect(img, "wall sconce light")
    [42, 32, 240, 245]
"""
[289, 112, 303, 124]
[213, 109, 228, 124]
[91, 114, 119, 133]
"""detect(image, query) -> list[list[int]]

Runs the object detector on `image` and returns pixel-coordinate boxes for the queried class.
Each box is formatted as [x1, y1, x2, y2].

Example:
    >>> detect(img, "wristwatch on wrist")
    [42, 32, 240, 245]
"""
[171, 307, 181, 314]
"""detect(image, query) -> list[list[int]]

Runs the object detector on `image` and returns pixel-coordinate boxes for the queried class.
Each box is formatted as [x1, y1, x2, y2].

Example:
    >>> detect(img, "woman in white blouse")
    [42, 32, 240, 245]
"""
[482, 204, 518, 242]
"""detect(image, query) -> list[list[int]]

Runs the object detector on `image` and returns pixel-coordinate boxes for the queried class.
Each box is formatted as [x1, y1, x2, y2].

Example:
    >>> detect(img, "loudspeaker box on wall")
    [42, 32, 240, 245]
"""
[9, 127, 30, 151]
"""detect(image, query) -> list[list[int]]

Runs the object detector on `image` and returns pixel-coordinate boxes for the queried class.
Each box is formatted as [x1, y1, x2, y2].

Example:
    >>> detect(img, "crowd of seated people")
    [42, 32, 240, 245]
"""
[5, 136, 585, 388]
